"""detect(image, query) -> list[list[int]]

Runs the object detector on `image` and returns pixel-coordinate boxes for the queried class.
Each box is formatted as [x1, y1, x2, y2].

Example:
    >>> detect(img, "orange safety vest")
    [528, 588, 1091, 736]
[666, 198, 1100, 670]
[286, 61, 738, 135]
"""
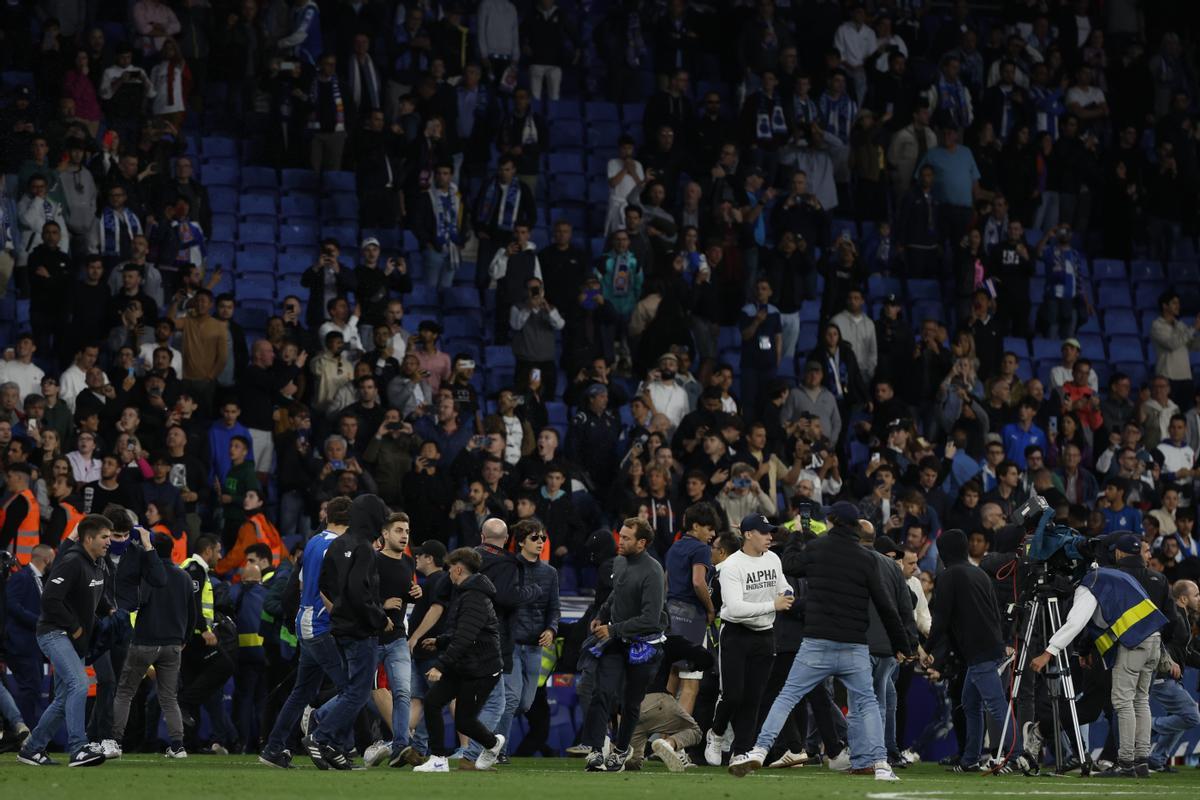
[58, 501, 85, 543]
[250, 514, 285, 565]
[154, 522, 187, 565]
[0, 489, 41, 565]
[506, 531, 551, 561]
[85, 664, 98, 697]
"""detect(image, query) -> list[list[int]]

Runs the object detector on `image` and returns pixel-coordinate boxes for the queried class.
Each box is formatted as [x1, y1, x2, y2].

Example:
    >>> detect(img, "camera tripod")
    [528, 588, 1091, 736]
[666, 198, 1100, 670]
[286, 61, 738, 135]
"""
[994, 585, 1091, 777]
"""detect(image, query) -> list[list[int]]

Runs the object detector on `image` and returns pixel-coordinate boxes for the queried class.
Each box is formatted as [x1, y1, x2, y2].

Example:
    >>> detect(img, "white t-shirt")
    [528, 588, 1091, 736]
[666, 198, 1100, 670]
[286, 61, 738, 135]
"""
[1066, 85, 1105, 110]
[717, 549, 787, 631]
[0, 359, 45, 403]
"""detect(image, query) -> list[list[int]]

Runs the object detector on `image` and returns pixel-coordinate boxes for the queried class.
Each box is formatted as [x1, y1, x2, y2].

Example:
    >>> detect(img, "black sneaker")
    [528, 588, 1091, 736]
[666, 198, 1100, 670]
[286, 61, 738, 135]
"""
[320, 742, 352, 771]
[585, 750, 606, 772]
[1095, 761, 1136, 778]
[950, 762, 981, 773]
[69, 744, 107, 767]
[938, 754, 960, 766]
[602, 746, 631, 773]
[18, 749, 57, 766]
[1134, 760, 1150, 779]
[1153, 764, 1178, 774]
[497, 752, 511, 766]
[258, 750, 293, 769]
[301, 735, 330, 770]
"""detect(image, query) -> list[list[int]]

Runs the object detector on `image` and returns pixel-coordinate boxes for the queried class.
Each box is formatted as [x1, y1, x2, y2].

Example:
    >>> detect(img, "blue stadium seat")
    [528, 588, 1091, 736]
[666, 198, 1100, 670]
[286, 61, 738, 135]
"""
[1032, 338, 1061, 361]
[485, 367, 515, 395]
[1091, 259, 1126, 282]
[550, 120, 585, 149]
[908, 279, 939, 301]
[1077, 334, 1104, 359]
[323, 193, 359, 221]
[277, 250, 312, 275]
[241, 166, 278, 190]
[207, 242, 235, 271]
[1002, 337, 1030, 358]
[1129, 259, 1164, 282]
[548, 153, 584, 174]
[586, 121, 621, 148]
[550, 175, 587, 204]
[238, 193, 277, 215]
[1168, 261, 1200, 284]
[1103, 309, 1139, 336]
[281, 168, 319, 192]
[1097, 284, 1132, 308]
[237, 244, 276, 274]
[1108, 336, 1144, 362]
[282, 195, 318, 218]
[211, 214, 237, 241]
[443, 287, 479, 310]
[585, 101, 619, 121]
[321, 224, 358, 247]
[484, 346, 515, 368]
[234, 305, 272, 331]
[203, 162, 239, 187]
[718, 326, 741, 350]
[237, 276, 276, 301]
[1134, 282, 1168, 310]
[1114, 361, 1149, 389]
[798, 301, 821, 322]
[443, 314, 483, 341]
[867, 274, 901, 300]
[201, 136, 237, 158]
[547, 100, 581, 120]
[238, 220, 277, 244]
[321, 171, 357, 193]
[621, 103, 644, 123]
[279, 221, 317, 247]
[209, 186, 238, 212]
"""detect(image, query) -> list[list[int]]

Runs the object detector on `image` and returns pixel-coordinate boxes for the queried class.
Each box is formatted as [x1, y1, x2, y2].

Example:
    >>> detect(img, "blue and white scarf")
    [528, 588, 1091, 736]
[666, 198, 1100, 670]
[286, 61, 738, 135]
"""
[755, 92, 788, 141]
[477, 179, 521, 232]
[818, 91, 857, 142]
[308, 75, 345, 132]
[937, 77, 971, 129]
[99, 207, 143, 257]
[429, 183, 463, 267]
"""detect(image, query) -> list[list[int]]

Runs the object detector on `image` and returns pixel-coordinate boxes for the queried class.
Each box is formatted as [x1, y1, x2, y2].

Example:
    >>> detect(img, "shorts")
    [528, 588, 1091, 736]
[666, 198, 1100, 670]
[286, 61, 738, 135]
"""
[249, 428, 275, 472]
[666, 599, 708, 679]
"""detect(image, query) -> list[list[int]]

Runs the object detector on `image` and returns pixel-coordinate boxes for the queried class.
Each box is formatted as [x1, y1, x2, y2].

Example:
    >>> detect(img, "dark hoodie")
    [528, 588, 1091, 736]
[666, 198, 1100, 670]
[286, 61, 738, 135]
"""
[925, 529, 1006, 669]
[319, 494, 389, 639]
[477, 542, 542, 672]
[435, 572, 502, 678]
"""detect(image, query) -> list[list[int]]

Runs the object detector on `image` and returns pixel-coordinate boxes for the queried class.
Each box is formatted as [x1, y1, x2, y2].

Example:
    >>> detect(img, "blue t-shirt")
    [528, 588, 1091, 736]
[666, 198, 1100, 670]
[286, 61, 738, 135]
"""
[296, 531, 337, 640]
[916, 145, 980, 208]
[665, 534, 713, 609]
[1100, 506, 1143, 536]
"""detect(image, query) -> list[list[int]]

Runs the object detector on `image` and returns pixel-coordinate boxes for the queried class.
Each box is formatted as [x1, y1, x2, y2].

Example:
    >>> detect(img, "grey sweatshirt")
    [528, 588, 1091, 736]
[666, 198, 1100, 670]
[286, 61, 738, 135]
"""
[600, 550, 667, 640]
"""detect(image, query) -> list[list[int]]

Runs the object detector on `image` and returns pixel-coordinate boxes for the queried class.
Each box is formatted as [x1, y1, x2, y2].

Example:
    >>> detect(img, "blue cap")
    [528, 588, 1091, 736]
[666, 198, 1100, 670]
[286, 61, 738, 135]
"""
[739, 514, 777, 535]
[1108, 533, 1141, 555]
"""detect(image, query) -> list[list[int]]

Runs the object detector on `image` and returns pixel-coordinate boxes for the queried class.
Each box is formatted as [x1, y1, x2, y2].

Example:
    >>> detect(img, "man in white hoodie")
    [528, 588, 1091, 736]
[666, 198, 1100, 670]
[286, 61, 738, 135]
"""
[830, 288, 877, 381]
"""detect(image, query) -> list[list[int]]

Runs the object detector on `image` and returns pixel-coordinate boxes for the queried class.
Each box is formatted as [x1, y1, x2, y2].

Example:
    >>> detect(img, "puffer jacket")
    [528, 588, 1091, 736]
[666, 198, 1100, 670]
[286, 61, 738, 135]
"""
[319, 494, 389, 639]
[511, 558, 561, 645]
[435, 572, 502, 678]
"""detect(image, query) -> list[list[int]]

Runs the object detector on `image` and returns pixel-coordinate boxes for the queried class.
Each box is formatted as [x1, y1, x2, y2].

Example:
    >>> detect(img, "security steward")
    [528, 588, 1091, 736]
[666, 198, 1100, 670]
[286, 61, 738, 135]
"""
[0, 463, 40, 565]
[179, 535, 236, 746]
[566, 383, 623, 487]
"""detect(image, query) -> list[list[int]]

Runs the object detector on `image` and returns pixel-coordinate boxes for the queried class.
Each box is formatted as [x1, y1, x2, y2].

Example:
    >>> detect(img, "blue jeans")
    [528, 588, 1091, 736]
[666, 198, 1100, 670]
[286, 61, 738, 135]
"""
[378, 637, 412, 752]
[315, 636, 378, 750]
[264, 633, 349, 754]
[497, 644, 543, 750]
[410, 658, 434, 754]
[0, 676, 24, 728]
[961, 658, 1012, 766]
[423, 247, 455, 289]
[26, 631, 89, 756]
[870, 655, 898, 756]
[757, 639, 885, 769]
[460, 673, 505, 760]
[1149, 677, 1200, 768]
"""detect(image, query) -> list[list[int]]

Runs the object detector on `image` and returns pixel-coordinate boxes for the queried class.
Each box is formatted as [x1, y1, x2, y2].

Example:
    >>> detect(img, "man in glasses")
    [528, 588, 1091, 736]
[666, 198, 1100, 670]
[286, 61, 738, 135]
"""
[495, 518, 560, 760]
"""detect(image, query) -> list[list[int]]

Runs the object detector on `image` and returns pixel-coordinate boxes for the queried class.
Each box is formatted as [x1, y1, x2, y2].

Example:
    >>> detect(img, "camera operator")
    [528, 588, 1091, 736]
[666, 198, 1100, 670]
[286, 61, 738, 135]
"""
[923, 529, 1018, 772]
[1030, 539, 1170, 778]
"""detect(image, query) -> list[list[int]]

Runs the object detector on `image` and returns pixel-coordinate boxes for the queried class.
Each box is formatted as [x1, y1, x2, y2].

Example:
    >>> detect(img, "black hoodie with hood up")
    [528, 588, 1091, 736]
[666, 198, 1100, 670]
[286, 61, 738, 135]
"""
[925, 529, 1006, 670]
[320, 494, 389, 639]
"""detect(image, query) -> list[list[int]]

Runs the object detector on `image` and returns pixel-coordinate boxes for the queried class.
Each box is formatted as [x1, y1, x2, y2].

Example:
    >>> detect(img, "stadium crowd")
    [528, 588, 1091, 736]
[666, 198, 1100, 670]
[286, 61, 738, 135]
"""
[1, 0, 1200, 781]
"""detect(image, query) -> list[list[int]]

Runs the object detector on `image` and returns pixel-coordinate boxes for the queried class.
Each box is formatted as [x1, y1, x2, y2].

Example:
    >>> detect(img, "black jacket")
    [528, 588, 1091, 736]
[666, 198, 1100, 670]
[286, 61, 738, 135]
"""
[866, 549, 919, 657]
[435, 572, 502, 678]
[36, 539, 112, 656]
[781, 524, 910, 653]
[132, 554, 194, 646]
[925, 529, 1006, 669]
[477, 543, 541, 671]
[319, 494, 389, 639]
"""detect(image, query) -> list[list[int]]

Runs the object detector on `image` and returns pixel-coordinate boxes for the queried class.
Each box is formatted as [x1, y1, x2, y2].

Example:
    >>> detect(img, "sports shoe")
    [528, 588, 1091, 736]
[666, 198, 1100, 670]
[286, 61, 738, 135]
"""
[678, 751, 697, 769]
[475, 734, 505, 771]
[364, 741, 391, 767]
[900, 748, 921, 765]
[320, 743, 352, 771]
[18, 749, 57, 766]
[565, 744, 591, 757]
[1022, 721, 1044, 761]
[0, 725, 30, 754]
[301, 735, 330, 770]
[164, 745, 188, 759]
[1134, 759, 1150, 779]
[100, 739, 122, 759]
[497, 752, 510, 765]
[827, 749, 851, 771]
[202, 742, 229, 756]
[768, 750, 809, 768]
[389, 746, 427, 768]
[728, 747, 767, 778]
[1152, 763, 1179, 774]
[651, 738, 685, 773]
[1095, 761, 1135, 778]
[585, 750, 606, 772]
[602, 746, 631, 773]
[413, 755, 449, 773]
[950, 762, 981, 773]
[875, 762, 900, 781]
[704, 728, 725, 766]
[69, 743, 107, 767]
[258, 750, 292, 769]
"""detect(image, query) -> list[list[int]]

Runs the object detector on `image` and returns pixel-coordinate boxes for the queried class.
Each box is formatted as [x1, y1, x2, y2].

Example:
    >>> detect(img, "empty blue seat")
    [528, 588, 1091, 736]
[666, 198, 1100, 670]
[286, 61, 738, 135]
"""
[1032, 338, 1061, 361]
[548, 153, 584, 174]
[321, 224, 358, 247]
[236, 277, 276, 301]
[321, 171, 356, 192]
[485, 346, 515, 368]
[209, 186, 238, 212]
[407, 284, 440, 308]
[1003, 336, 1030, 358]
[550, 120, 585, 149]
[550, 175, 587, 204]
[1169, 261, 1200, 283]
[1097, 284, 1132, 308]
[485, 367, 515, 395]
[1077, 333, 1105, 359]
[1092, 259, 1126, 282]
[237, 244, 276, 273]
[1108, 336, 1144, 362]
[241, 166, 278, 190]
[234, 306, 271, 331]
[238, 221, 277, 244]
[1103, 309, 1139, 336]
[201, 136, 237, 158]
[586, 121, 621, 148]
[798, 301, 821, 322]
[323, 193, 359, 221]
[1134, 282, 1168, 309]
[547, 100, 581, 120]
[1130, 259, 1164, 282]
[718, 326, 741, 350]
[444, 287, 479, 310]
[908, 279, 939, 300]
[277, 250, 312, 275]
[211, 213, 237, 241]
[584, 101, 619, 121]
[207, 242, 235, 271]
[621, 103, 644, 123]
[203, 162, 239, 187]
[239, 193, 277, 215]
[867, 274, 901, 300]
[282, 195, 318, 218]
[281, 168, 319, 192]
[279, 221, 317, 247]
[444, 315, 482, 340]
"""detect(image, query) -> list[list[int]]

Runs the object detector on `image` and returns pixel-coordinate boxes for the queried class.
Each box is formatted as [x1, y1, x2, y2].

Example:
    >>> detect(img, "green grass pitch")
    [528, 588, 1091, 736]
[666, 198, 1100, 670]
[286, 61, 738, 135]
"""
[2, 755, 1199, 799]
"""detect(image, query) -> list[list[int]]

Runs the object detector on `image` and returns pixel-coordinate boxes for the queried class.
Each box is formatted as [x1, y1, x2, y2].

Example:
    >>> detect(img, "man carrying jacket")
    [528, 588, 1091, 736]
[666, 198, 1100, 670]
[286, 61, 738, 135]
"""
[305, 494, 389, 770]
[110, 529, 193, 758]
[923, 529, 1016, 772]
[18, 514, 114, 767]
[413, 547, 506, 773]
[729, 502, 912, 781]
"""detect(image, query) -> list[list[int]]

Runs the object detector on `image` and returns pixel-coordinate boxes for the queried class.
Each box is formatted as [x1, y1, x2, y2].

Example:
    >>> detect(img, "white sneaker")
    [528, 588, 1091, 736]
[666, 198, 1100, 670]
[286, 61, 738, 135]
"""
[475, 734, 505, 770]
[875, 761, 900, 781]
[652, 738, 685, 773]
[827, 749, 851, 771]
[363, 741, 390, 767]
[100, 739, 122, 759]
[704, 729, 724, 766]
[678, 751, 697, 769]
[601, 736, 612, 758]
[900, 748, 920, 765]
[413, 755, 449, 773]
[768, 749, 809, 768]
[728, 747, 767, 778]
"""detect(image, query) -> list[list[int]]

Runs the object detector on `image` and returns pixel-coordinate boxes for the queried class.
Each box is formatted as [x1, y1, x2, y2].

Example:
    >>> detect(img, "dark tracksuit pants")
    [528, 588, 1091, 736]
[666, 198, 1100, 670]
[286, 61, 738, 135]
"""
[712, 623, 775, 753]
[580, 641, 663, 752]
[423, 671, 499, 756]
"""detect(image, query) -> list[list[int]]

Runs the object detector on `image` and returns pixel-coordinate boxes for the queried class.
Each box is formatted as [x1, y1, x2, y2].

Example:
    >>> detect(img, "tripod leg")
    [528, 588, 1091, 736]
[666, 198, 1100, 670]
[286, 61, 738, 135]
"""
[995, 599, 1042, 767]
[1047, 599, 1091, 777]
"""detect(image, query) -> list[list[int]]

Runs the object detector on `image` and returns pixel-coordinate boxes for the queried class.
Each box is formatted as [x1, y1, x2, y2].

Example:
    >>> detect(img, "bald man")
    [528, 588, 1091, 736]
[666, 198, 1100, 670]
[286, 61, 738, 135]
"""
[1149, 580, 1200, 772]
